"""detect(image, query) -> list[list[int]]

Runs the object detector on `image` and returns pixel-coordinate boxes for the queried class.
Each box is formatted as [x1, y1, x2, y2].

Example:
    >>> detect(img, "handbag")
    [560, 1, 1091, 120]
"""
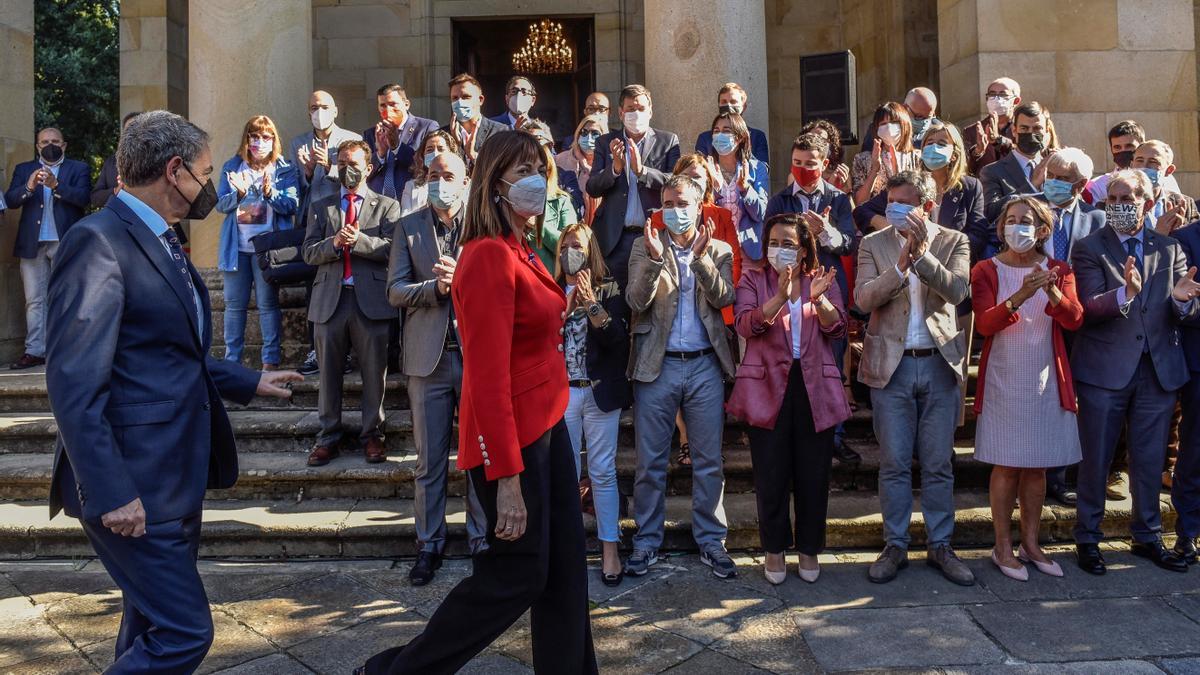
[252, 226, 316, 286]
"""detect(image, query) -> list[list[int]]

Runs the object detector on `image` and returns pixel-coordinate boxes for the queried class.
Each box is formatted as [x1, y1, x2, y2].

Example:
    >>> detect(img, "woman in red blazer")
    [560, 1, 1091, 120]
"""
[970, 196, 1084, 583]
[363, 131, 597, 674]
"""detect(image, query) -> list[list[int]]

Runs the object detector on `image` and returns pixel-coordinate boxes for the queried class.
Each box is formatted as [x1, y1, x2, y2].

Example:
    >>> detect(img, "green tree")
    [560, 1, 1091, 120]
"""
[34, 0, 119, 177]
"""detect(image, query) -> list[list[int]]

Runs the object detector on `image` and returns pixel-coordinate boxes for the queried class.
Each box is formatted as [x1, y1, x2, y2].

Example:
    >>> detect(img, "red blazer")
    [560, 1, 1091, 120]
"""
[452, 231, 569, 480]
[971, 257, 1083, 415]
[651, 203, 742, 325]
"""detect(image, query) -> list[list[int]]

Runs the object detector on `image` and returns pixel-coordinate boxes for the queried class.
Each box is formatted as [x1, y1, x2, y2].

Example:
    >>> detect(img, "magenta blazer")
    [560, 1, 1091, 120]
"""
[725, 266, 851, 432]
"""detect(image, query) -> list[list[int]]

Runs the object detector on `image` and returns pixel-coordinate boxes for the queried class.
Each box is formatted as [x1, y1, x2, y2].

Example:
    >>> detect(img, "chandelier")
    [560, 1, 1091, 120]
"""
[512, 19, 574, 74]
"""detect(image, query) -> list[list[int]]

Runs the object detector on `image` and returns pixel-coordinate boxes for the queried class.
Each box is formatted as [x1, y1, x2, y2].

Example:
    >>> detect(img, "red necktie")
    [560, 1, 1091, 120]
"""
[343, 194, 358, 282]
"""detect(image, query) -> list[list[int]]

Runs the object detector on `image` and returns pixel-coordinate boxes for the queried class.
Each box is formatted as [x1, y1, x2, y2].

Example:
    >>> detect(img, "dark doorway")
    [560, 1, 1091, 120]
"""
[453, 16, 595, 150]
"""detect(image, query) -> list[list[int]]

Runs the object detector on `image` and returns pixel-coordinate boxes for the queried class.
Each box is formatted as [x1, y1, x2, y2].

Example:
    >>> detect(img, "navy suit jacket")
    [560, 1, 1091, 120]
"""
[439, 116, 509, 163]
[363, 114, 440, 196]
[979, 151, 1037, 223]
[853, 175, 993, 261]
[586, 127, 681, 257]
[46, 197, 260, 523]
[695, 127, 770, 165]
[4, 158, 92, 258]
[1173, 220, 1200, 373]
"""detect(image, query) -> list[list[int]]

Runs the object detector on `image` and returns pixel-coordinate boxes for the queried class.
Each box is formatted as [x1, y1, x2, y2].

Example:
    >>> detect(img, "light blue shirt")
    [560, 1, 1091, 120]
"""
[115, 190, 204, 337]
[622, 134, 646, 227]
[39, 162, 61, 242]
[665, 237, 712, 351]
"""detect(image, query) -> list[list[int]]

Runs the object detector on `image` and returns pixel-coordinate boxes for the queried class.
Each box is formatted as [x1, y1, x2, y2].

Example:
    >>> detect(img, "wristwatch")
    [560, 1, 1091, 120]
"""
[1004, 299, 1017, 313]
[587, 302, 603, 317]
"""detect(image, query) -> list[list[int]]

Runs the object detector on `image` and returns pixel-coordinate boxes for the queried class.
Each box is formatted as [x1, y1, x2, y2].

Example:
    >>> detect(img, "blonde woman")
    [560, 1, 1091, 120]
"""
[521, 119, 577, 270]
[556, 114, 609, 224]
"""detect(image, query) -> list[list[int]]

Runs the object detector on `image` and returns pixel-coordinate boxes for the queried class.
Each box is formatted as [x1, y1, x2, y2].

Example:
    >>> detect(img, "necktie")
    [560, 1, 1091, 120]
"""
[343, 194, 358, 282]
[1053, 210, 1070, 261]
[162, 228, 202, 338]
[381, 152, 396, 198]
[1125, 237, 1142, 272]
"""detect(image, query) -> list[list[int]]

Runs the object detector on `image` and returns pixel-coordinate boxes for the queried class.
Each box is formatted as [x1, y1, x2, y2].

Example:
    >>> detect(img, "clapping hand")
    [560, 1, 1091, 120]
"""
[298, 144, 315, 173]
[257, 370, 303, 398]
[737, 157, 751, 191]
[1156, 201, 1187, 235]
[333, 224, 358, 249]
[831, 164, 850, 191]
[775, 263, 796, 300]
[433, 255, 456, 295]
[810, 265, 836, 300]
[628, 139, 644, 177]
[691, 217, 714, 256]
[643, 218, 663, 261]
[262, 173, 274, 198]
[905, 209, 930, 257]
[609, 138, 626, 174]
[226, 171, 251, 199]
[800, 207, 832, 240]
[1173, 266, 1200, 303]
[1124, 255, 1143, 299]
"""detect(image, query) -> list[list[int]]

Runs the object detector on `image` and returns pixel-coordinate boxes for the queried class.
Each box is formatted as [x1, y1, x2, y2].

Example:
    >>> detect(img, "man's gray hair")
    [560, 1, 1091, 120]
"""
[1109, 169, 1152, 200]
[664, 173, 703, 200]
[117, 110, 210, 187]
[886, 169, 937, 205]
[1047, 147, 1094, 182]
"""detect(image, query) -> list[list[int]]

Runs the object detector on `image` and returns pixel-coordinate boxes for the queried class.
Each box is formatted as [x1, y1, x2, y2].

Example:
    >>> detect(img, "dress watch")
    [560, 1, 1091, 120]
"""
[587, 302, 603, 317]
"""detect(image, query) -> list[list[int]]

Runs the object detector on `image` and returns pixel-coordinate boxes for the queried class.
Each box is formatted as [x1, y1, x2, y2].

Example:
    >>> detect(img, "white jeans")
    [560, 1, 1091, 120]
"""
[19, 241, 58, 357]
[564, 385, 622, 543]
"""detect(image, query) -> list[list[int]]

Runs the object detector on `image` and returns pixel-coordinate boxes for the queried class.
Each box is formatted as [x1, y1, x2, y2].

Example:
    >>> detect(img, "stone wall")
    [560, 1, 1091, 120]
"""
[120, 0, 188, 116]
[0, 1, 34, 361]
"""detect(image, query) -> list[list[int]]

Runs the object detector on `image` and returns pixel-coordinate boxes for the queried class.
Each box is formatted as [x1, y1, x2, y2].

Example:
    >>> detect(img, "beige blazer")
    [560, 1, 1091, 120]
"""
[854, 223, 971, 389]
[625, 230, 735, 383]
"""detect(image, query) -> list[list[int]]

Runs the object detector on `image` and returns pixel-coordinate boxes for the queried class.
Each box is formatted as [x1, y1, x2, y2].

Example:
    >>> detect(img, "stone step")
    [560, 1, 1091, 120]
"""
[0, 490, 1172, 560]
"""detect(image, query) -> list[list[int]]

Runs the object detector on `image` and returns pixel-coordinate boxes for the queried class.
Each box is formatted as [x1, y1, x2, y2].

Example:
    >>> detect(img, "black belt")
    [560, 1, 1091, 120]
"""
[623, 224, 643, 232]
[903, 348, 938, 358]
[664, 347, 715, 360]
[568, 379, 592, 388]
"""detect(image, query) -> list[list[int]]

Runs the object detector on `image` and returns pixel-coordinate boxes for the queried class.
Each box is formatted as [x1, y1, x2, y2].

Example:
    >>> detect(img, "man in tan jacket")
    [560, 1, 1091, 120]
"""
[854, 170, 973, 587]
[623, 174, 736, 579]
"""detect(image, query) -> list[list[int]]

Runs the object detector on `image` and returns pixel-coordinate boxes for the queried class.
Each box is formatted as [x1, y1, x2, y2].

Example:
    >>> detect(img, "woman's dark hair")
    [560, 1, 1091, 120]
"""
[708, 112, 751, 164]
[461, 130, 546, 246]
[801, 119, 843, 164]
[764, 213, 818, 275]
[871, 101, 914, 152]
[413, 129, 460, 186]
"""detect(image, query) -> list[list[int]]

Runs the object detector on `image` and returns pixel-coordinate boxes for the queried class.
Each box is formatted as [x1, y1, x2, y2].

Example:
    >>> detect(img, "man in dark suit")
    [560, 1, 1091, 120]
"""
[585, 83, 681, 288]
[980, 100, 1050, 223]
[386, 151, 486, 585]
[45, 110, 299, 672]
[4, 127, 93, 369]
[303, 140, 399, 467]
[441, 73, 508, 173]
[693, 82, 769, 164]
[962, 76, 1021, 176]
[91, 111, 142, 208]
[489, 75, 538, 128]
[1071, 169, 1200, 575]
[1172, 219, 1200, 563]
[364, 83, 439, 200]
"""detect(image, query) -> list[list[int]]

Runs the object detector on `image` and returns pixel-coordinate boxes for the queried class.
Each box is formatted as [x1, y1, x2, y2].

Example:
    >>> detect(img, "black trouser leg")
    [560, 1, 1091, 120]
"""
[788, 365, 834, 555]
[747, 367, 799, 554]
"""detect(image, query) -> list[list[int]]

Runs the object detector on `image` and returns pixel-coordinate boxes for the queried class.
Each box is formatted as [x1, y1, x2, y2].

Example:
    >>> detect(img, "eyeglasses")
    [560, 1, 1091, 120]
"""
[508, 87, 536, 97]
[986, 93, 1013, 101]
[584, 105, 609, 114]
[580, 131, 601, 139]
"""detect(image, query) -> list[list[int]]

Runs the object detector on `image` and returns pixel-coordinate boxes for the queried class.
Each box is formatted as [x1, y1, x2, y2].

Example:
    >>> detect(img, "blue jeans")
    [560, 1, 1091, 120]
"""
[564, 385, 622, 543]
[870, 354, 960, 549]
[223, 252, 281, 366]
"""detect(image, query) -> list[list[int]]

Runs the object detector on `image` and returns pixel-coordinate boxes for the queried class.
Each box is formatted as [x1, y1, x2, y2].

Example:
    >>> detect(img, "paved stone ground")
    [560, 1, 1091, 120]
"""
[2, 545, 1199, 674]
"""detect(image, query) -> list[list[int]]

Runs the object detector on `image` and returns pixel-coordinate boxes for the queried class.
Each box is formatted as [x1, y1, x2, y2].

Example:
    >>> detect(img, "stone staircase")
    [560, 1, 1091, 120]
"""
[0, 274, 1173, 560]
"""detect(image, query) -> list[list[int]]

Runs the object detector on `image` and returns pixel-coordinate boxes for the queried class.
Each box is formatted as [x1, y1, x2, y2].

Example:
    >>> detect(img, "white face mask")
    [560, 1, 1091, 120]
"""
[509, 93, 534, 116]
[249, 138, 273, 158]
[500, 174, 547, 219]
[311, 108, 336, 131]
[623, 110, 651, 135]
[767, 246, 797, 273]
[1004, 223, 1038, 253]
[986, 95, 1014, 118]
[876, 123, 901, 146]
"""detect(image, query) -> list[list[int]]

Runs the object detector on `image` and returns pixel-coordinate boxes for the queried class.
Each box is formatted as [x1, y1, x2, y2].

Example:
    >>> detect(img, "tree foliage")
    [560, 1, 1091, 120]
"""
[34, 0, 119, 176]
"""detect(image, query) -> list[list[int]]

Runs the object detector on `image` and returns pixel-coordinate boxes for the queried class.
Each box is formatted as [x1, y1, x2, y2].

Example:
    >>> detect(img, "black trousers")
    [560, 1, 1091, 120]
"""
[364, 420, 597, 675]
[604, 228, 640, 291]
[746, 361, 835, 555]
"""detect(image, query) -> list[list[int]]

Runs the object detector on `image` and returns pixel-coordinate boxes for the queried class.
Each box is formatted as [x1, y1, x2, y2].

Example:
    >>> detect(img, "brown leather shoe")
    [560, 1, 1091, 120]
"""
[364, 437, 387, 464]
[10, 353, 45, 370]
[307, 445, 339, 467]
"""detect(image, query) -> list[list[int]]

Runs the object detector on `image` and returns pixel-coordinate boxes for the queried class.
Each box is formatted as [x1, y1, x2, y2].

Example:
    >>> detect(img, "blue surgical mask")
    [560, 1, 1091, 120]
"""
[712, 132, 738, 156]
[886, 202, 916, 231]
[427, 179, 463, 211]
[1140, 167, 1160, 190]
[662, 206, 694, 235]
[921, 143, 953, 170]
[451, 99, 474, 123]
[423, 151, 439, 168]
[1042, 178, 1076, 206]
[911, 116, 936, 142]
[577, 131, 599, 153]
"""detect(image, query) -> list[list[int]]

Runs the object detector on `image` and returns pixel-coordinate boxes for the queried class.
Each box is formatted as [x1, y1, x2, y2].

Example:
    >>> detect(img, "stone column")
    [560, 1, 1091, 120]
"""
[187, 0, 312, 268]
[0, 1, 34, 361]
[938, 0, 1198, 195]
[120, 0, 188, 116]
[643, 0, 769, 154]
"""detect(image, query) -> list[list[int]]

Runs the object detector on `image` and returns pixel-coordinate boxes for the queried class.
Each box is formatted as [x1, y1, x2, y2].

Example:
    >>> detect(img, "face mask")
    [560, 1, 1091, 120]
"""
[986, 95, 1014, 118]
[711, 132, 738, 156]
[1016, 132, 1045, 156]
[1004, 224, 1038, 253]
[1140, 167, 1160, 190]
[500, 174, 547, 218]
[508, 93, 534, 116]
[249, 139, 273, 158]
[175, 165, 218, 220]
[1043, 178, 1076, 206]
[39, 144, 63, 164]
[340, 165, 364, 191]
[424, 151, 439, 168]
[1106, 202, 1142, 235]
[662, 206, 694, 235]
[577, 131, 599, 153]
[876, 123, 901, 146]
[767, 246, 797, 273]
[791, 165, 822, 188]
[886, 202, 916, 231]
[718, 103, 744, 115]
[623, 110, 650, 135]
[560, 247, 588, 276]
[311, 108, 335, 131]
[427, 179, 463, 211]
[451, 99, 474, 123]
[921, 144, 954, 170]
[911, 116, 935, 142]
[1112, 150, 1134, 169]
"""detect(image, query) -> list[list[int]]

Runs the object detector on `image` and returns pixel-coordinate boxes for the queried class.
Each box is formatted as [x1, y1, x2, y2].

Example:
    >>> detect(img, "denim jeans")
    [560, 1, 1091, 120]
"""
[564, 385, 622, 543]
[223, 252, 281, 366]
[19, 241, 58, 357]
[870, 354, 960, 549]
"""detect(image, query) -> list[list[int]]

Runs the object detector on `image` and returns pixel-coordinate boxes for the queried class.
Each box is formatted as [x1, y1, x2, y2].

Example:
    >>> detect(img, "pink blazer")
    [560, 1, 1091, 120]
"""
[725, 266, 852, 432]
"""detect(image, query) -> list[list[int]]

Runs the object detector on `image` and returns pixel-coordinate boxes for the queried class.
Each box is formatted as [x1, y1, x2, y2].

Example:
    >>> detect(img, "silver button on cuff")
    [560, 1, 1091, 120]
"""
[557, 344, 564, 352]
[483, 459, 491, 466]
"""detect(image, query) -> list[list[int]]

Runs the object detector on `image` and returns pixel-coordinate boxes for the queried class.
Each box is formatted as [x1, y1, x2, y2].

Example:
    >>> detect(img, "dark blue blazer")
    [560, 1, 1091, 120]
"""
[4, 158, 92, 258]
[559, 168, 585, 221]
[363, 114, 440, 196]
[695, 127, 770, 165]
[586, 127, 681, 257]
[852, 175, 993, 261]
[46, 197, 260, 524]
[1174, 220, 1200, 373]
[764, 180, 856, 297]
[559, 278, 632, 411]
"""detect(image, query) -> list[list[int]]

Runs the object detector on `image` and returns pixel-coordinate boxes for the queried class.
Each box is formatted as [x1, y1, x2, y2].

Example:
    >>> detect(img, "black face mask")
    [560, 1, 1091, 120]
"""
[39, 144, 63, 163]
[340, 165, 364, 190]
[1016, 132, 1045, 155]
[1112, 150, 1135, 169]
[175, 165, 218, 220]
[718, 104, 743, 116]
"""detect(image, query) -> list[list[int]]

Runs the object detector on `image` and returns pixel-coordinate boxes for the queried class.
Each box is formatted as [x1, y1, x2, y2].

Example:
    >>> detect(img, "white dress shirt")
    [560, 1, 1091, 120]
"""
[892, 222, 941, 349]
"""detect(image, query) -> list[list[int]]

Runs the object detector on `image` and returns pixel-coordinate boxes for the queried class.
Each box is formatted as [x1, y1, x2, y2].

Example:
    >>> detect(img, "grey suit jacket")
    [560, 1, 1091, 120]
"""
[1070, 225, 1199, 392]
[854, 223, 971, 389]
[440, 116, 508, 163]
[289, 124, 363, 220]
[980, 151, 1037, 222]
[303, 186, 398, 324]
[586, 127, 682, 257]
[387, 206, 460, 377]
[625, 230, 735, 382]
